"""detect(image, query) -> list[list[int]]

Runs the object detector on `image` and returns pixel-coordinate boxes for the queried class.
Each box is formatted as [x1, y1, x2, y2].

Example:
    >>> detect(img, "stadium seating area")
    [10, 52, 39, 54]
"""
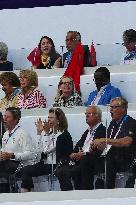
[0, 47, 136, 193]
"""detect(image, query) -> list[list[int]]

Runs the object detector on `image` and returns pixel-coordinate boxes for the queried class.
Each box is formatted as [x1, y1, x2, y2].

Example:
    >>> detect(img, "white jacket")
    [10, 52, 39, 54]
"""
[2, 124, 34, 167]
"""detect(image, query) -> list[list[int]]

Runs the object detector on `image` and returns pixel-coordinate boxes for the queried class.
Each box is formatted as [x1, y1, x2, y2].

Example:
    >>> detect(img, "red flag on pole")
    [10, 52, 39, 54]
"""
[27, 47, 41, 68]
[90, 41, 97, 67]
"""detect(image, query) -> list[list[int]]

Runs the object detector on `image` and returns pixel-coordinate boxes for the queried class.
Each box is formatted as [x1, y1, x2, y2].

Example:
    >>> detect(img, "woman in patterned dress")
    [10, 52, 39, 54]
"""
[53, 76, 82, 107]
[17, 70, 46, 109]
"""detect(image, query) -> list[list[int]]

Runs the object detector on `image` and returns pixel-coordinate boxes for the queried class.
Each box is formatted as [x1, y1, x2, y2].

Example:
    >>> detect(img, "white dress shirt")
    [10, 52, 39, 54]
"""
[82, 123, 102, 152]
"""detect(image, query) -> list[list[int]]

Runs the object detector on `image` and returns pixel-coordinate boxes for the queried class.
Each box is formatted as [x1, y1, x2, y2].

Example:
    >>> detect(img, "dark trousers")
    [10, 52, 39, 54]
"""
[125, 163, 136, 188]
[20, 162, 56, 189]
[56, 153, 104, 191]
[0, 160, 19, 193]
[55, 164, 81, 191]
[105, 153, 131, 189]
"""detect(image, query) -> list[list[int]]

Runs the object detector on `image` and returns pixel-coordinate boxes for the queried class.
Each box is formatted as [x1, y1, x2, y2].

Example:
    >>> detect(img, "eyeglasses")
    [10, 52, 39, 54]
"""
[61, 81, 73, 86]
[85, 113, 97, 116]
[110, 105, 122, 109]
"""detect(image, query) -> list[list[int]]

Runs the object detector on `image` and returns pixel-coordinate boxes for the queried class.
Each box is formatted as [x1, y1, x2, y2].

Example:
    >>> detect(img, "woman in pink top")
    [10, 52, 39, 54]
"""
[17, 70, 46, 109]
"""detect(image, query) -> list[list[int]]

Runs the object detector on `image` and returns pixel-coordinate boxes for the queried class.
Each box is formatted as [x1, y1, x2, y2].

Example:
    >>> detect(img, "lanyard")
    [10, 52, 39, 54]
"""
[91, 85, 107, 105]
[5, 125, 20, 145]
[109, 115, 128, 140]
[101, 115, 128, 156]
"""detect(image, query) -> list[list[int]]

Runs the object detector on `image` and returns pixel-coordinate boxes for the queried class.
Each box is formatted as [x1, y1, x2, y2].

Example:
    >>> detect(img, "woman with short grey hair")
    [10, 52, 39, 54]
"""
[0, 42, 13, 71]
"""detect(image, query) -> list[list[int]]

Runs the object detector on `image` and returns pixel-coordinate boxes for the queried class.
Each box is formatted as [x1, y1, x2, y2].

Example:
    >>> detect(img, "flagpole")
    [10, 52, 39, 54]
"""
[104, 104, 110, 188]
[60, 46, 64, 67]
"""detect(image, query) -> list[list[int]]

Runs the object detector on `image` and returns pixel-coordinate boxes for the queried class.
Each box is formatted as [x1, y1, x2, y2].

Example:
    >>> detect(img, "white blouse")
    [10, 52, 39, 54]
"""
[35, 131, 62, 164]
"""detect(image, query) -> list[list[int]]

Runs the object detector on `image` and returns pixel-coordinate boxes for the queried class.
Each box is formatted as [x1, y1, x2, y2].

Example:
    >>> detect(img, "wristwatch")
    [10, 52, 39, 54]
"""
[11, 153, 15, 159]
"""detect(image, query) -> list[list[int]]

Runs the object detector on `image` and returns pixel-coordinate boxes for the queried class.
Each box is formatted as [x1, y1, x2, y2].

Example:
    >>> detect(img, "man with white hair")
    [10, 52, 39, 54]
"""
[56, 106, 106, 190]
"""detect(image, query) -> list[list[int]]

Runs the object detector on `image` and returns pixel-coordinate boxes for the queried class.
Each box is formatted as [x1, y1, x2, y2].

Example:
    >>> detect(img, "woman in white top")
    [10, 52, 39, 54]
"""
[20, 108, 73, 192]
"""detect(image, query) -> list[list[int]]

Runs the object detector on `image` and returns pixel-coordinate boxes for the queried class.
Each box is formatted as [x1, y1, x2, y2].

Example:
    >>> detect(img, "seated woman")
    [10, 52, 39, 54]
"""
[53, 76, 82, 107]
[121, 29, 136, 64]
[0, 72, 21, 113]
[17, 69, 46, 109]
[27, 36, 62, 69]
[20, 108, 73, 192]
[0, 42, 13, 71]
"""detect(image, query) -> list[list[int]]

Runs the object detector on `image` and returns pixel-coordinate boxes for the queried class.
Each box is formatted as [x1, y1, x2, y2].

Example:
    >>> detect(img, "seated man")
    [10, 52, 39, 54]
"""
[0, 107, 34, 192]
[121, 29, 136, 64]
[63, 31, 91, 68]
[56, 106, 106, 190]
[85, 67, 122, 106]
[91, 97, 136, 189]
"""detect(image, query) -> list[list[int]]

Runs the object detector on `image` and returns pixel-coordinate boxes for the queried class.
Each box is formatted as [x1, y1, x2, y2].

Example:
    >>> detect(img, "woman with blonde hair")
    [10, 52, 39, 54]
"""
[17, 69, 46, 109]
[53, 76, 82, 107]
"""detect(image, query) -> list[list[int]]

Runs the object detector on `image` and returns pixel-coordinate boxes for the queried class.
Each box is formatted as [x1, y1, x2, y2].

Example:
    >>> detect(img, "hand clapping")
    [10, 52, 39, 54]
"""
[35, 118, 51, 136]
[35, 118, 44, 135]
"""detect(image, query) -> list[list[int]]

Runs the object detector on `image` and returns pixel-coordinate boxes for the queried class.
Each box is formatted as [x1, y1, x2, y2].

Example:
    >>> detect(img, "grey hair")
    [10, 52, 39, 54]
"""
[67, 31, 81, 42]
[95, 106, 102, 121]
[110, 97, 128, 111]
[88, 105, 102, 121]
[0, 42, 8, 61]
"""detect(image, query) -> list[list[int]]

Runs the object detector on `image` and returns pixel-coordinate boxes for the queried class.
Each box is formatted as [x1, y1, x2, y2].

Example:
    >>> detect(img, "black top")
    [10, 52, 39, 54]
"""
[56, 129, 73, 164]
[74, 123, 106, 157]
[107, 115, 136, 170]
[0, 61, 13, 71]
[37, 53, 61, 69]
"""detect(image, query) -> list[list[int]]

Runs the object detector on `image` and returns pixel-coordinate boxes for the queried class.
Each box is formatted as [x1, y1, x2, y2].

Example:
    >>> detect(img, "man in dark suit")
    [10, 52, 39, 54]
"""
[63, 31, 91, 68]
[56, 106, 106, 190]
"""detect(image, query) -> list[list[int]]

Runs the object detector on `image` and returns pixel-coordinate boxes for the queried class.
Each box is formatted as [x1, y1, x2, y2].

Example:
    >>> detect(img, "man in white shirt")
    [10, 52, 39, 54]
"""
[0, 107, 33, 192]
